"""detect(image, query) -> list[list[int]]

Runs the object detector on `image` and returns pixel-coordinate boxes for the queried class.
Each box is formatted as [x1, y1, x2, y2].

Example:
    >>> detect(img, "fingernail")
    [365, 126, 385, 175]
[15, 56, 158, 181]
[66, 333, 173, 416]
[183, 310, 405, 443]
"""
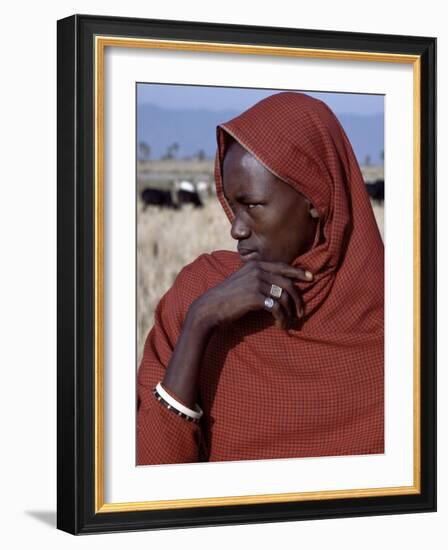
[305, 271, 313, 280]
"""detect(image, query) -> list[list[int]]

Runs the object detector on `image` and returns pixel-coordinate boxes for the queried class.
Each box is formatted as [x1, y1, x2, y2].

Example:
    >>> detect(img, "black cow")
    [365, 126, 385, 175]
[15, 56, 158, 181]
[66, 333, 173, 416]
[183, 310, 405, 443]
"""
[140, 188, 179, 210]
[177, 189, 203, 208]
[366, 179, 384, 202]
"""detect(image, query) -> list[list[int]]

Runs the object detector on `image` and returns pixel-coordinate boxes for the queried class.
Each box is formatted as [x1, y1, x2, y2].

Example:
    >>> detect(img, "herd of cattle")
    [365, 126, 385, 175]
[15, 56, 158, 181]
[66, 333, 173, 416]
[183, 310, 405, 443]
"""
[140, 180, 208, 210]
[140, 178, 384, 210]
[365, 179, 384, 202]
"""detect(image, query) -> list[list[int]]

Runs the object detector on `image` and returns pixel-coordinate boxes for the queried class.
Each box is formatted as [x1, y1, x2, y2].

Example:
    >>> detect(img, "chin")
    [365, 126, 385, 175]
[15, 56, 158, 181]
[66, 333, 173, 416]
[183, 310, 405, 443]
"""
[239, 250, 260, 263]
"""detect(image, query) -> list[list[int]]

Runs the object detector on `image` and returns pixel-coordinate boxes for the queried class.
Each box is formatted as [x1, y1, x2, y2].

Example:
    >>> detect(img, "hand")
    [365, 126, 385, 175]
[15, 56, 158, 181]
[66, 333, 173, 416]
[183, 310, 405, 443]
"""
[190, 260, 313, 331]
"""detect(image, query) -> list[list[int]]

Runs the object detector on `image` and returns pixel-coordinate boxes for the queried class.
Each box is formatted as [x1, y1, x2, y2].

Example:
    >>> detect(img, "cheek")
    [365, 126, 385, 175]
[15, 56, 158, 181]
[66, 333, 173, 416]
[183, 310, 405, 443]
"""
[275, 206, 313, 253]
[256, 212, 295, 252]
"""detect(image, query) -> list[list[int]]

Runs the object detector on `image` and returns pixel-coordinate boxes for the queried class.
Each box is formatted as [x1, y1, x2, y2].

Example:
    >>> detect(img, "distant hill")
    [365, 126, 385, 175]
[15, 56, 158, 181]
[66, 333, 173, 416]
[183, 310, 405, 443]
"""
[137, 103, 384, 165]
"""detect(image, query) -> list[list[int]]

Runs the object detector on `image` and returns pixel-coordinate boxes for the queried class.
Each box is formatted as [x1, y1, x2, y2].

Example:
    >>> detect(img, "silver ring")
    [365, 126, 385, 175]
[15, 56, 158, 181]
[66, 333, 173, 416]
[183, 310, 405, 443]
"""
[270, 284, 283, 299]
[264, 297, 275, 311]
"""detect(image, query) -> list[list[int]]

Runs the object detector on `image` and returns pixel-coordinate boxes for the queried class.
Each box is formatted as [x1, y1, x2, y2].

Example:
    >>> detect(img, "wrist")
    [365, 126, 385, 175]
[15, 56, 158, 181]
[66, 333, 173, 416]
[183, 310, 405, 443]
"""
[185, 297, 217, 335]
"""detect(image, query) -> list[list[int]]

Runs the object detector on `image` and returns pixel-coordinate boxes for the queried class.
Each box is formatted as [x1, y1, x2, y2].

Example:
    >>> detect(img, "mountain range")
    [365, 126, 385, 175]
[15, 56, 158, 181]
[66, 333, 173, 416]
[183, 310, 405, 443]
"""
[137, 103, 384, 165]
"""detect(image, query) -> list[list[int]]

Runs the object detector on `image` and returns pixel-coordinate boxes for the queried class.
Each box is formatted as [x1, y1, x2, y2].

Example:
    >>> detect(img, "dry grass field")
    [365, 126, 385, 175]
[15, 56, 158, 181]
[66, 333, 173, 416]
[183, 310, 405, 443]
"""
[137, 197, 384, 363]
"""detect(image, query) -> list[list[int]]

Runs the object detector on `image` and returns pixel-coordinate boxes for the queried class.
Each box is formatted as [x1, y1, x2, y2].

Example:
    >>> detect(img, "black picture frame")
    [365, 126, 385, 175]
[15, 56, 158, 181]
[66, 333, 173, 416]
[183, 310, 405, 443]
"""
[57, 14, 436, 534]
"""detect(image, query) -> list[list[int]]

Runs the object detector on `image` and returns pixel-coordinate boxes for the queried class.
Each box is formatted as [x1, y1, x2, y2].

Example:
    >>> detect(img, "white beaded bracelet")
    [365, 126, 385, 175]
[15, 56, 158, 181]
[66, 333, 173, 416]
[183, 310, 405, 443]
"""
[154, 382, 203, 422]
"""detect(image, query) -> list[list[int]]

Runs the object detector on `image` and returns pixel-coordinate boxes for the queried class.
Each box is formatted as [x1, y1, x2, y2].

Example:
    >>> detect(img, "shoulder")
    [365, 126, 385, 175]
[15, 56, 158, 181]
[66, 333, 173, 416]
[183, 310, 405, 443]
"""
[175, 250, 240, 291]
[159, 250, 240, 315]
[182, 250, 240, 275]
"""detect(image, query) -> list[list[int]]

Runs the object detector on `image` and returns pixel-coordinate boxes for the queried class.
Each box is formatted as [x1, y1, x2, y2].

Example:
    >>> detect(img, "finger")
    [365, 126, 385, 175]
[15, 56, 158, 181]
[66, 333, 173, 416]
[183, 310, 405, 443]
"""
[257, 261, 313, 282]
[260, 273, 305, 319]
[269, 298, 289, 330]
[260, 280, 296, 321]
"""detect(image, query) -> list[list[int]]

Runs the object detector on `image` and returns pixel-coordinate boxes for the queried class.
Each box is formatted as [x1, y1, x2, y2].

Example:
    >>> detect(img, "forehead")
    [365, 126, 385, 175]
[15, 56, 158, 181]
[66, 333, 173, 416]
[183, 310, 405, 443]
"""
[222, 141, 277, 198]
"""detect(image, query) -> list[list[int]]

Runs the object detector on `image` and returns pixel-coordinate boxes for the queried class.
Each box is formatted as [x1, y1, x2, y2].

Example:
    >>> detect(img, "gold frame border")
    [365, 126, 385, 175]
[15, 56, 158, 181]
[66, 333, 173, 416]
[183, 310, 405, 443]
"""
[94, 36, 421, 513]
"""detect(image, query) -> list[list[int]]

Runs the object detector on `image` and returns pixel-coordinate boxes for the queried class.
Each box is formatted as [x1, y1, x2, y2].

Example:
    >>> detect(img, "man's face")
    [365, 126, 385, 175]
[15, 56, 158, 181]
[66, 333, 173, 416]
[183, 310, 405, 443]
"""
[222, 140, 317, 264]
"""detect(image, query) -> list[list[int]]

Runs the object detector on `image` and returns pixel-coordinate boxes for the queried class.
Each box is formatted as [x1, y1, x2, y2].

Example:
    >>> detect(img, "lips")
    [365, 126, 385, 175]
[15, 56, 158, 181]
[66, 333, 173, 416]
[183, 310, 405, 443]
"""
[238, 247, 259, 262]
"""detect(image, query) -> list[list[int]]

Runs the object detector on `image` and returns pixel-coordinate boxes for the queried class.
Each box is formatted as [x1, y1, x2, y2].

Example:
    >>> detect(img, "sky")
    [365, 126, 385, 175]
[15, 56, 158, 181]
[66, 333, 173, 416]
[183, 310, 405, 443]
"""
[136, 83, 384, 164]
[136, 83, 384, 117]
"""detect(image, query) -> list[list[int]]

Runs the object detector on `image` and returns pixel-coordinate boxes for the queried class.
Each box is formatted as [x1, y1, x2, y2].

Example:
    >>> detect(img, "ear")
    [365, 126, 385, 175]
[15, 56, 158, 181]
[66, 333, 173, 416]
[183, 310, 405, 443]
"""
[309, 205, 319, 219]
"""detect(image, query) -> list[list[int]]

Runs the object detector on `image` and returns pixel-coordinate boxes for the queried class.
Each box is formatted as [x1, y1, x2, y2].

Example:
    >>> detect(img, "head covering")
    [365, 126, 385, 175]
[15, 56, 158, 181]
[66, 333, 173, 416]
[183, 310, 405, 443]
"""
[137, 91, 384, 465]
[214, 91, 383, 330]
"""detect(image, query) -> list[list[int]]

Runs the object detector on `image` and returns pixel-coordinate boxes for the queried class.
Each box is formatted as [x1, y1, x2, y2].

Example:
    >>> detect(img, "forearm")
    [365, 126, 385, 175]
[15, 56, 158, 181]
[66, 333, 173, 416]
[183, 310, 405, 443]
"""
[161, 301, 215, 409]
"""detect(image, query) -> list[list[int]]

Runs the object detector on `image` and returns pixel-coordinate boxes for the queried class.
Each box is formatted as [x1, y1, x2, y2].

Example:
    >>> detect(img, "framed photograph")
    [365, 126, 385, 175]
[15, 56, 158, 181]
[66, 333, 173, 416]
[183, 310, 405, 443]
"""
[57, 14, 436, 534]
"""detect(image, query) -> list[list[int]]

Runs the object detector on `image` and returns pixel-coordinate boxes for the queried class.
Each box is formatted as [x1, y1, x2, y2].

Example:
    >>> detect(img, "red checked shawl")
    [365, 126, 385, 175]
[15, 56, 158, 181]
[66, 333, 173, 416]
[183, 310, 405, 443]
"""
[137, 92, 384, 465]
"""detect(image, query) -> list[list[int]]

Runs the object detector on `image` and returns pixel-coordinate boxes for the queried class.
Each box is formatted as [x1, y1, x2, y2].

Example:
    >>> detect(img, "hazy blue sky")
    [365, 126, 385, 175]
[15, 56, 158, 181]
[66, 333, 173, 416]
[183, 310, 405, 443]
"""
[137, 83, 384, 116]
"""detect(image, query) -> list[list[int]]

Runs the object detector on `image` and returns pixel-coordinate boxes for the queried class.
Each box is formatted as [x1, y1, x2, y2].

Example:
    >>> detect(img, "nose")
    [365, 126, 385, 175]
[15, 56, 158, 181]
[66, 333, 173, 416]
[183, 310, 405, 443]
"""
[230, 212, 251, 241]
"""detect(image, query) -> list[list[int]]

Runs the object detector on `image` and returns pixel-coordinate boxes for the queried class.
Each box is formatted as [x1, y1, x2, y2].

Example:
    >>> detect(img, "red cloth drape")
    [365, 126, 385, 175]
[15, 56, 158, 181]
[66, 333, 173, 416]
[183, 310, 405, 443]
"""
[137, 92, 384, 465]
